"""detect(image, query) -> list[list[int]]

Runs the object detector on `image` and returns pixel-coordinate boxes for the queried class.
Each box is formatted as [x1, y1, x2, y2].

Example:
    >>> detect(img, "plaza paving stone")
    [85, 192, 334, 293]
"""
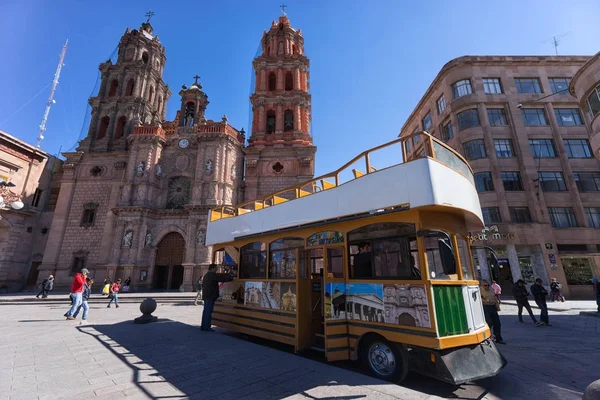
[0, 298, 598, 399]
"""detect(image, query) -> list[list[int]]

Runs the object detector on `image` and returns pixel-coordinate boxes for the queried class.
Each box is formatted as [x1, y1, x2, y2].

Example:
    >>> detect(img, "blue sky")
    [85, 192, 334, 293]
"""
[1, 0, 599, 176]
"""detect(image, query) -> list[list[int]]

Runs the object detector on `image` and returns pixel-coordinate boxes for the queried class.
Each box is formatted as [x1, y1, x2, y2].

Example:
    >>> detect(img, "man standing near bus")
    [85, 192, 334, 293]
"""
[480, 280, 505, 344]
[200, 264, 232, 332]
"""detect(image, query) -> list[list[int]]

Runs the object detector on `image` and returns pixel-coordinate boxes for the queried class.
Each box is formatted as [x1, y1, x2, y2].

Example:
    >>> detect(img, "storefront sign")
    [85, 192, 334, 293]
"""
[468, 225, 516, 243]
[307, 231, 344, 247]
[548, 253, 556, 264]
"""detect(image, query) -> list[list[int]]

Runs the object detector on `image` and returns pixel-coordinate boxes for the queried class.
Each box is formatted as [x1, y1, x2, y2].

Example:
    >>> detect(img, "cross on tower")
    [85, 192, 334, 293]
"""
[280, 4, 287, 15]
[145, 10, 155, 23]
[193, 75, 200, 85]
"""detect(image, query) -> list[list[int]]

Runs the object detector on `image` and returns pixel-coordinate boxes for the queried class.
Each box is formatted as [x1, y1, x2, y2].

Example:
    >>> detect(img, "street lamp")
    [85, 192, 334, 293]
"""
[517, 88, 569, 109]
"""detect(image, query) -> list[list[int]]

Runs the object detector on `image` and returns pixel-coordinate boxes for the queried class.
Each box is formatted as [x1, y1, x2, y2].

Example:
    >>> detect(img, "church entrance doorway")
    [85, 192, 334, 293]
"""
[153, 232, 186, 290]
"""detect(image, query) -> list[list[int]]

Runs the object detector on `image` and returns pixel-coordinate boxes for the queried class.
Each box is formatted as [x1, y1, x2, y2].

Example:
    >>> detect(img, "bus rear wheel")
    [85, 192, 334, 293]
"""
[360, 336, 409, 383]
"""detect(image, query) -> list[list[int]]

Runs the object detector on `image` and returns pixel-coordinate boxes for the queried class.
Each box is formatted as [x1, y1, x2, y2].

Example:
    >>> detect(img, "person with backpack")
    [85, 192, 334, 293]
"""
[549, 278, 565, 302]
[107, 278, 121, 308]
[36, 274, 54, 298]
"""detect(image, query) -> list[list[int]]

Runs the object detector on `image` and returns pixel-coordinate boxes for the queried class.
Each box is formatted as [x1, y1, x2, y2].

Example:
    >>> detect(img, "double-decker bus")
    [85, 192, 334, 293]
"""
[205, 131, 507, 384]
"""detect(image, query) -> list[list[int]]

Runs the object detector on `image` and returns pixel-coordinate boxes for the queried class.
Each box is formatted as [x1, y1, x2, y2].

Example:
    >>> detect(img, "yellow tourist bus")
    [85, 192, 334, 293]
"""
[205, 131, 506, 384]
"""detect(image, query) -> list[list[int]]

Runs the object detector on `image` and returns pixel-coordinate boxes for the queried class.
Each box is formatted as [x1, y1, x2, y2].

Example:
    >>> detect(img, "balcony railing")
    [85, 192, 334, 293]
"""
[210, 131, 474, 221]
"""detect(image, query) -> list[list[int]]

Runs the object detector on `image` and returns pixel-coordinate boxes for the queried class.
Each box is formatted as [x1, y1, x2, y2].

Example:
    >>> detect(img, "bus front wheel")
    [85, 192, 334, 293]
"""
[360, 336, 409, 383]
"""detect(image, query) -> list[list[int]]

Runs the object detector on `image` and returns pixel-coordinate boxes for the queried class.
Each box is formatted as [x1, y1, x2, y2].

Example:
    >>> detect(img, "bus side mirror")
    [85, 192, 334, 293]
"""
[438, 239, 457, 275]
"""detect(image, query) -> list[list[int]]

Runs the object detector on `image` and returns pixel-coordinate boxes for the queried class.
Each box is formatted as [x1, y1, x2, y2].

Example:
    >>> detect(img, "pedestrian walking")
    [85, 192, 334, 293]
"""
[592, 277, 600, 313]
[480, 280, 506, 344]
[194, 278, 203, 306]
[102, 278, 111, 296]
[107, 279, 121, 308]
[36, 274, 54, 298]
[65, 269, 89, 320]
[200, 264, 233, 332]
[549, 278, 565, 302]
[73, 278, 94, 325]
[512, 279, 541, 326]
[491, 280, 502, 303]
[530, 278, 551, 326]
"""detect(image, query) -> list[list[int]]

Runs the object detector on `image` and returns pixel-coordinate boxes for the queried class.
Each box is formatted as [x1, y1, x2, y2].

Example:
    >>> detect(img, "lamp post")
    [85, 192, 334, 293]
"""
[517, 88, 569, 109]
[0, 181, 24, 215]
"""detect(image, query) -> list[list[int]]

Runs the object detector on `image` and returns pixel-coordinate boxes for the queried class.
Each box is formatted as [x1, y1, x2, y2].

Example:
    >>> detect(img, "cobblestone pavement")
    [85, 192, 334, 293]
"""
[0, 300, 598, 400]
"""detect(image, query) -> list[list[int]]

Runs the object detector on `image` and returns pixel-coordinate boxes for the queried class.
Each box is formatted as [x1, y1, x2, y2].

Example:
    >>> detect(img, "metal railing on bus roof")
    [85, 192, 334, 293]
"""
[210, 131, 474, 221]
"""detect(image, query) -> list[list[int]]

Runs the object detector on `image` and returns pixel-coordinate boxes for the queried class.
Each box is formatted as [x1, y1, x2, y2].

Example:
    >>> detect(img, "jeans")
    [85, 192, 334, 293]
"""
[108, 293, 119, 306]
[201, 299, 215, 330]
[483, 304, 503, 341]
[66, 292, 83, 317]
[195, 291, 203, 305]
[73, 301, 89, 320]
[516, 299, 537, 323]
[535, 300, 549, 324]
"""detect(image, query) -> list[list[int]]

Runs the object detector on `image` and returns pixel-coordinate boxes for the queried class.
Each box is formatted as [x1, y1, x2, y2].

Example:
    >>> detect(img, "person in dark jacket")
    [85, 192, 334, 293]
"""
[530, 278, 551, 326]
[593, 277, 600, 313]
[512, 279, 541, 326]
[354, 243, 372, 278]
[36, 275, 54, 298]
[200, 264, 233, 331]
[73, 279, 94, 325]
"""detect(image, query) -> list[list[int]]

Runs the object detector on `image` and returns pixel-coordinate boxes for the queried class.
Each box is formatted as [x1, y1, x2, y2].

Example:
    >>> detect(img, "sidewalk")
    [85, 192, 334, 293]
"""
[499, 298, 597, 312]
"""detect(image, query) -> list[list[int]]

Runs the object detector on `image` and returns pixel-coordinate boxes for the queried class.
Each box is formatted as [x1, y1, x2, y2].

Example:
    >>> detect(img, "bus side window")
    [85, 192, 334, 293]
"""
[455, 235, 474, 280]
[420, 231, 455, 280]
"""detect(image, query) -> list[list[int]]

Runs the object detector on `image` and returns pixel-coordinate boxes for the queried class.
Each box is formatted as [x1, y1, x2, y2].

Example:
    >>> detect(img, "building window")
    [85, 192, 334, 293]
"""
[586, 84, 600, 119]
[80, 202, 99, 228]
[115, 116, 127, 139]
[31, 188, 43, 208]
[585, 207, 600, 228]
[494, 139, 514, 158]
[510, 207, 533, 223]
[538, 172, 567, 192]
[457, 109, 480, 130]
[501, 172, 524, 191]
[269, 238, 304, 278]
[573, 172, 600, 192]
[70, 253, 87, 276]
[441, 122, 453, 142]
[529, 139, 556, 158]
[564, 139, 592, 158]
[239, 242, 266, 279]
[97, 116, 110, 139]
[549, 207, 578, 228]
[521, 108, 548, 126]
[266, 110, 276, 133]
[166, 177, 191, 210]
[515, 78, 543, 94]
[436, 95, 446, 115]
[405, 140, 411, 153]
[482, 207, 502, 224]
[463, 140, 486, 160]
[483, 78, 503, 94]
[549, 78, 571, 94]
[125, 79, 134, 96]
[422, 112, 432, 131]
[268, 72, 276, 91]
[108, 79, 119, 97]
[554, 108, 583, 126]
[474, 172, 494, 192]
[283, 109, 294, 131]
[285, 72, 293, 91]
[452, 79, 472, 99]
[487, 108, 508, 126]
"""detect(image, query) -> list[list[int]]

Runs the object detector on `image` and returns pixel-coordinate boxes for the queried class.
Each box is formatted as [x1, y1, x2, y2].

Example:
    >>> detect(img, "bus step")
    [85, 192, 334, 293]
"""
[314, 334, 325, 349]
[309, 346, 325, 353]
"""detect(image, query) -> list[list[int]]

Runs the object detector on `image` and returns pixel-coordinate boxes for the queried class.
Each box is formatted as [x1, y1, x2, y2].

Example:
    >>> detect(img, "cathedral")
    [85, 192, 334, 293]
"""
[38, 14, 316, 291]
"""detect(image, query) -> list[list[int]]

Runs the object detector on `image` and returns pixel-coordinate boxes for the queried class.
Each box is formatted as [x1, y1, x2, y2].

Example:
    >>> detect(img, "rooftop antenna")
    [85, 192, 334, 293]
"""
[37, 40, 68, 148]
[543, 32, 570, 56]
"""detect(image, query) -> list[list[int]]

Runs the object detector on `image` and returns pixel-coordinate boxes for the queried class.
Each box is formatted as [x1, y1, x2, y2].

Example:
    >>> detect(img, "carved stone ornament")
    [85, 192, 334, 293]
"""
[144, 231, 153, 247]
[246, 159, 258, 169]
[196, 230, 206, 246]
[123, 230, 133, 248]
[230, 164, 236, 180]
[205, 159, 213, 174]
[136, 161, 145, 176]
[155, 163, 163, 177]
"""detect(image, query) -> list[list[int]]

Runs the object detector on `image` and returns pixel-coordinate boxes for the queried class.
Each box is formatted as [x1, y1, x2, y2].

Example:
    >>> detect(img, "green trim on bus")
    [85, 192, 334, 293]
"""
[433, 285, 469, 337]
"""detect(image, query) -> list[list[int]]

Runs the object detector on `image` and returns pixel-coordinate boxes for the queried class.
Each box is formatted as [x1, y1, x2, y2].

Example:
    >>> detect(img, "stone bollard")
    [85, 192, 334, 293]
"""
[584, 379, 600, 400]
[134, 298, 158, 324]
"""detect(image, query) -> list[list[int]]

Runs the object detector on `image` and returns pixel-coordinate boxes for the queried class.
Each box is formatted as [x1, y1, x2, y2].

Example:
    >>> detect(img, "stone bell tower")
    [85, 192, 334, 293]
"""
[78, 18, 171, 153]
[244, 13, 317, 200]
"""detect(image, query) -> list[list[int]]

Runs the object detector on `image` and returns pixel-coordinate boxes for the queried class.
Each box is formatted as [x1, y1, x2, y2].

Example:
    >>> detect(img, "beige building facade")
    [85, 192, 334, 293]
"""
[0, 130, 61, 291]
[400, 56, 600, 299]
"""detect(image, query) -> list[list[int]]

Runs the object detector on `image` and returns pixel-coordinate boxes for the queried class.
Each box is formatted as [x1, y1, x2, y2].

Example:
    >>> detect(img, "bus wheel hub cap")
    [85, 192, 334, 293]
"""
[369, 343, 395, 376]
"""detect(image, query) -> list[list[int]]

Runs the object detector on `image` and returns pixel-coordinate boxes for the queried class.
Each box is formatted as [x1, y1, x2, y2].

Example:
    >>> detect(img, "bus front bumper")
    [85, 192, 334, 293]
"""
[410, 339, 507, 385]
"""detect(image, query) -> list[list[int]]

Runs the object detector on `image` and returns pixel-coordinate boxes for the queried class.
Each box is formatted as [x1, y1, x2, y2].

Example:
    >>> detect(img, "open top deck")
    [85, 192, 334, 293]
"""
[206, 132, 484, 246]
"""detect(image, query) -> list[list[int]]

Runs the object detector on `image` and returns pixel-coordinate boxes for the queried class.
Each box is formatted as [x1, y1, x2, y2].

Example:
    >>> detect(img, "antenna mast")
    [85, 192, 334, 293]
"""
[37, 39, 68, 148]
[543, 32, 570, 56]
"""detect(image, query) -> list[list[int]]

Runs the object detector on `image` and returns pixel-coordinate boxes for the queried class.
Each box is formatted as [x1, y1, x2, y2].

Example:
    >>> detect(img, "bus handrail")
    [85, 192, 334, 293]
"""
[210, 131, 474, 221]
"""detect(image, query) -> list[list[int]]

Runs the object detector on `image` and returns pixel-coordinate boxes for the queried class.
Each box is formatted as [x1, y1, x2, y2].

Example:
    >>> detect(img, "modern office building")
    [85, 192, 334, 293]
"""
[399, 55, 600, 299]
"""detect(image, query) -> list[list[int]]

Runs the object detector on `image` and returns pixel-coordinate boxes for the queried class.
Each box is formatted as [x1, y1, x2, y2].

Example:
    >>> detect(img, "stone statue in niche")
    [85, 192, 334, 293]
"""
[155, 163, 163, 177]
[197, 230, 206, 246]
[136, 161, 145, 176]
[123, 230, 133, 248]
[278, 40, 284, 55]
[230, 165, 236, 180]
[205, 159, 213, 174]
[145, 231, 152, 248]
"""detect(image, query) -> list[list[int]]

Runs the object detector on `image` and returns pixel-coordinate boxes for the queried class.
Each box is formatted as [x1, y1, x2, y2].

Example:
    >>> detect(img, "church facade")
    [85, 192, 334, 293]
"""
[39, 15, 316, 291]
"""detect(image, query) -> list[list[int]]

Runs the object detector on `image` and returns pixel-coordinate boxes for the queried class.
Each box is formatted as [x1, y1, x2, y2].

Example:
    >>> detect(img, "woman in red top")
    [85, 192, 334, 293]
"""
[107, 278, 122, 308]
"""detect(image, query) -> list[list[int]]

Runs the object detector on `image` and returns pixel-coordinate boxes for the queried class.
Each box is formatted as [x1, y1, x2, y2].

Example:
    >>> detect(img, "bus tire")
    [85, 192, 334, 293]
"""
[360, 335, 409, 383]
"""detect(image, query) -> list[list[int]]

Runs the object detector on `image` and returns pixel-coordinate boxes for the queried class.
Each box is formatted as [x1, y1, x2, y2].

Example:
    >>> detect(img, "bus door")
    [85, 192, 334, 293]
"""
[323, 246, 350, 361]
[297, 248, 324, 352]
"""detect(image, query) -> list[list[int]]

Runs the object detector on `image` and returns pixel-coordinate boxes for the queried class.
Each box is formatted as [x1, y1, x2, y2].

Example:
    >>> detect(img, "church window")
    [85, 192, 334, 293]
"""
[266, 110, 276, 133]
[285, 72, 293, 91]
[166, 177, 191, 210]
[142, 51, 149, 64]
[90, 166, 103, 177]
[108, 79, 119, 97]
[155, 60, 160, 71]
[278, 41, 284, 55]
[125, 79, 135, 96]
[158, 97, 163, 114]
[284, 109, 294, 131]
[272, 162, 284, 173]
[149, 86, 154, 104]
[80, 202, 98, 228]
[125, 48, 135, 61]
[268, 72, 276, 91]
[115, 116, 127, 139]
[184, 102, 195, 126]
[97, 116, 110, 140]
[70, 251, 88, 276]
[292, 44, 298, 55]
[240, 242, 266, 279]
